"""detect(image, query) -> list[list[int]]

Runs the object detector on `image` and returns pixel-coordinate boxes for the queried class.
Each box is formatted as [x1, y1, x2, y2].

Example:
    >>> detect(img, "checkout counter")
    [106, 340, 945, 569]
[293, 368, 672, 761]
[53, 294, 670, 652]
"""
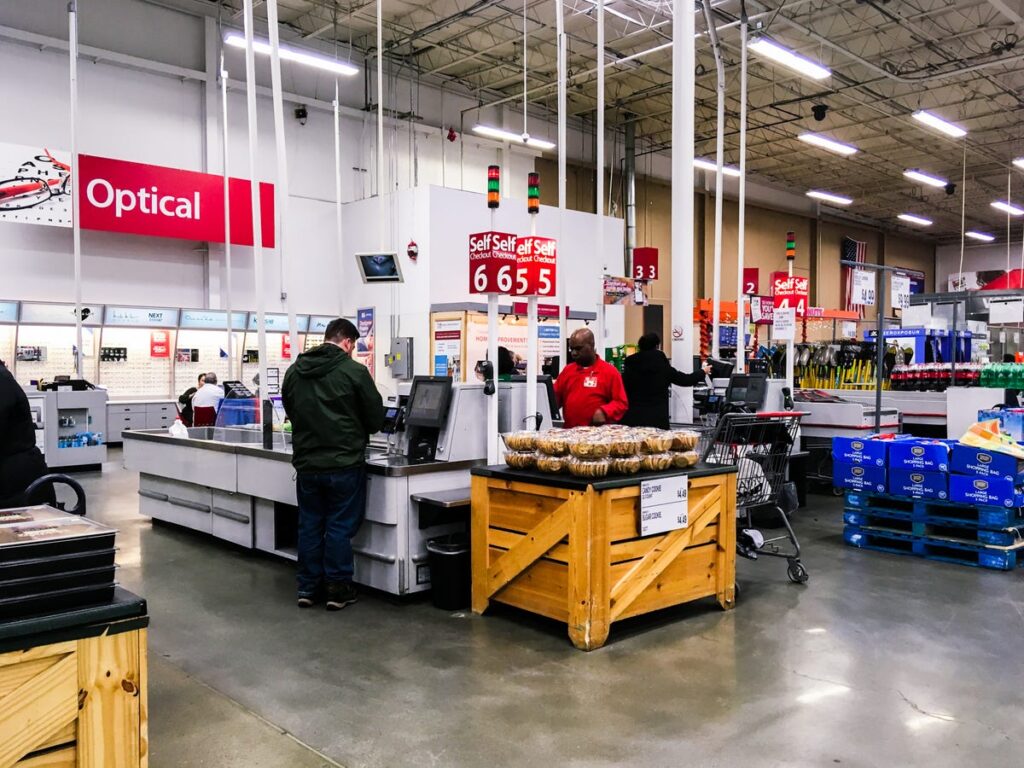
[121, 375, 556, 596]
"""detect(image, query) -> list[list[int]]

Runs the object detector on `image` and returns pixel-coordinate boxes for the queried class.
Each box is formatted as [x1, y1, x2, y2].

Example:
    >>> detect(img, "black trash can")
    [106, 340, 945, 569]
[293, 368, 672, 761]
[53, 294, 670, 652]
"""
[425, 533, 471, 610]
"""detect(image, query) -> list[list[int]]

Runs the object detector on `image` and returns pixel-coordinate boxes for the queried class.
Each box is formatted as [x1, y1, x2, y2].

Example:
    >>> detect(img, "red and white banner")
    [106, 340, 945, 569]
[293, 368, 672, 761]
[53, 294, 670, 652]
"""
[772, 273, 809, 317]
[468, 231, 517, 294]
[514, 236, 557, 297]
[78, 155, 275, 247]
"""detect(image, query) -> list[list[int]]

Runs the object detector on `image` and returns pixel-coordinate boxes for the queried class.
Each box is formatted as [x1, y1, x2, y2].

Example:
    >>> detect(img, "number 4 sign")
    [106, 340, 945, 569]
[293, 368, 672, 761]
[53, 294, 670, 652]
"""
[772, 274, 810, 317]
[468, 231, 517, 294]
[514, 236, 557, 297]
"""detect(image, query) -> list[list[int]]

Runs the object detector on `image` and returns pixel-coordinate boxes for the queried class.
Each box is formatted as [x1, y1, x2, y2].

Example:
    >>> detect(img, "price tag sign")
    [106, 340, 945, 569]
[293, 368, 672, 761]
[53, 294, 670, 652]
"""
[773, 306, 796, 340]
[772, 274, 810, 317]
[743, 267, 760, 295]
[853, 269, 875, 306]
[639, 475, 689, 537]
[633, 247, 658, 281]
[468, 231, 517, 294]
[514, 236, 557, 297]
[841, 320, 858, 338]
[892, 274, 911, 310]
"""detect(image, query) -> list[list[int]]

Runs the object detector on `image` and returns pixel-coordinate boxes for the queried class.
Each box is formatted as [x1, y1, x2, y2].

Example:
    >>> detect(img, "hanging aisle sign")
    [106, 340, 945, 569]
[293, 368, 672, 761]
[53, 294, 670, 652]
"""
[892, 274, 911, 310]
[852, 269, 876, 306]
[632, 247, 659, 281]
[514, 236, 557, 297]
[468, 231, 517, 294]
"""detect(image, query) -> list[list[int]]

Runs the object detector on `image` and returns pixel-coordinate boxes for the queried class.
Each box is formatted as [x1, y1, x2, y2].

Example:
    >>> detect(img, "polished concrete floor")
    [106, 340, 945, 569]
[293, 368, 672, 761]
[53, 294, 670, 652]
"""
[75, 449, 1023, 768]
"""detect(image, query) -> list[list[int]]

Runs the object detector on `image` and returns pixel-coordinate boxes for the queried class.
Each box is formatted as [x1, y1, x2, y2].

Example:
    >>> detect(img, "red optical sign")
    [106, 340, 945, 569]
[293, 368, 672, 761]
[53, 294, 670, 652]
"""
[633, 247, 658, 281]
[468, 231, 517, 294]
[772, 273, 810, 317]
[514, 236, 557, 297]
[78, 154, 275, 247]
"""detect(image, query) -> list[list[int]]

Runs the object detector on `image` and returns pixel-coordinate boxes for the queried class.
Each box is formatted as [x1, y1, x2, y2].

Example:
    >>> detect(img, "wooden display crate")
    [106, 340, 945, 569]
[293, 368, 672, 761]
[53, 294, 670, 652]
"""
[471, 467, 737, 650]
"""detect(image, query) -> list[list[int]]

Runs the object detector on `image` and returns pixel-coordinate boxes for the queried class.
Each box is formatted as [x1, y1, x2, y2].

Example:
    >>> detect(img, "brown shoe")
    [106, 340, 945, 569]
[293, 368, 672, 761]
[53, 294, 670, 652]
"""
[326, 582, 357, 611]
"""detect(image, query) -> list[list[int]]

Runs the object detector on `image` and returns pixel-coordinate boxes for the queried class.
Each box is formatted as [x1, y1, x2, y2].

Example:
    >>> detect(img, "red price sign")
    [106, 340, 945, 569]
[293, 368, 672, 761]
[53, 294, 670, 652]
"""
[149, 331, 170, 358]
[468, 231, 517, 294]
[514, 236, 557, 297]
[281, 334, 292, 360]
[772, 274, 809, 317]
[632, 247, 658, 281]
[743, 267, 759, 295]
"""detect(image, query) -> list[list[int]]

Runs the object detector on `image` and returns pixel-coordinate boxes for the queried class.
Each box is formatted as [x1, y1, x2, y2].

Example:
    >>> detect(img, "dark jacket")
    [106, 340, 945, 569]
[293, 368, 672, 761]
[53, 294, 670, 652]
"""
[178, 386, 198, 426]
[621, 349, 704, 429]
[281, 344, 385, 473]
[0, 363, 49, 507]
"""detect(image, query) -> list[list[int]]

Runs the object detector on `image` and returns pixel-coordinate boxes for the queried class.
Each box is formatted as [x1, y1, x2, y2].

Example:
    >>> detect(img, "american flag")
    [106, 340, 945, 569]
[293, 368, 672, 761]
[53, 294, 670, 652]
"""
[841, 236, 867, 317]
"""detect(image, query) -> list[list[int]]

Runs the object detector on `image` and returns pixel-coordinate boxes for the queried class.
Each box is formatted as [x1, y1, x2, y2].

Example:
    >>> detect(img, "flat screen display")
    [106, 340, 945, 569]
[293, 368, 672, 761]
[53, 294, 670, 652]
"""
[405, 377, 452, 428]
[356, 252, 403, 283]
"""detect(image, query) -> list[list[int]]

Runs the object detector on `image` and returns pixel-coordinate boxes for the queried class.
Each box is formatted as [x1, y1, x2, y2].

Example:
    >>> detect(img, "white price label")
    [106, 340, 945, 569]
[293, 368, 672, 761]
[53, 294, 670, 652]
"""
[841, 320, 858, 339]
[853, 269, 876, 306]
[1000, 330, 1007, 344]
[892, 274, 911, 310]
[640, 475, 689, 537]
[773, 306, 796, 340]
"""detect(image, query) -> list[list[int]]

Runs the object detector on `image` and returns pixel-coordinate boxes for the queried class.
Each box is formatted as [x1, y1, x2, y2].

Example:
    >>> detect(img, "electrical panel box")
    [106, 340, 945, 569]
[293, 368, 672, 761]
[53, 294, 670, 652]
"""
[387, 337, 414, 380]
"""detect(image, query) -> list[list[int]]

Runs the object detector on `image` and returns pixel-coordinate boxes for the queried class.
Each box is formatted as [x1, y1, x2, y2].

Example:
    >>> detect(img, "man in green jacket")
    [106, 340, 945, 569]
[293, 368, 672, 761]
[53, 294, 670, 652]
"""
[282, 318, 385, 610]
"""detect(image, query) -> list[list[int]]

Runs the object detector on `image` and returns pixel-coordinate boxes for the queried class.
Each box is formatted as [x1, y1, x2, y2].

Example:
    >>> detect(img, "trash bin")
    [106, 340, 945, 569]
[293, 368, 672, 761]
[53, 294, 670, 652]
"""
[425, 533, 470, 610]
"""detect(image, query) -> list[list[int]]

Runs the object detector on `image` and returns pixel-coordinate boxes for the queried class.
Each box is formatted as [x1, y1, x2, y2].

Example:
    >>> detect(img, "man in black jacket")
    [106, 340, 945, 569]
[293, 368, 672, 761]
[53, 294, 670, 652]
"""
[622, 333, 711, 429]
[282, 319, 385, 611]
[0, 360, 50, 508]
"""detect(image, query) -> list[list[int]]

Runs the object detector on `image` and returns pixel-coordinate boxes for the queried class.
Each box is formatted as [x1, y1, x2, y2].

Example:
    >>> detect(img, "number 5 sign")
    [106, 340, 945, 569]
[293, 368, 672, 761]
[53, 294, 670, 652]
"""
[514, 236, 557, 297]
[468, 231, 517, 294]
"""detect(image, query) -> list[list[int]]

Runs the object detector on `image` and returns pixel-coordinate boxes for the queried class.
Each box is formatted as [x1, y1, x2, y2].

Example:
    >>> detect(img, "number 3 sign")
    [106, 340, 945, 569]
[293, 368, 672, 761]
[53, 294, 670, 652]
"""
[468, 231, 517, 294]
[633, 247, 658, 281]
[514, 236, 557, 297]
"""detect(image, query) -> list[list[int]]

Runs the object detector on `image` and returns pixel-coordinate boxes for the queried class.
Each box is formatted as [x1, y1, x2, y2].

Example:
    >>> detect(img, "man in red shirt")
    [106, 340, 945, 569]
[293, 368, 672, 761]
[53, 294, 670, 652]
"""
[554, 328, 629, 428]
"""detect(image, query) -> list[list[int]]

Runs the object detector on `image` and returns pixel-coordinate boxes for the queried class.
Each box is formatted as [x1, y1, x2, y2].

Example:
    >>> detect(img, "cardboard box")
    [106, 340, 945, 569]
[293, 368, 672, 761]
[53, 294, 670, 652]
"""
[833, 462, 887, 493]
[832, 435, 892, 467]
[888, 469, 948, 500]
[887, 439, 953, 473]
[978, 408, 1024, 442]
[948, 474, 1024, 509]
[950, 444, 1024, 483]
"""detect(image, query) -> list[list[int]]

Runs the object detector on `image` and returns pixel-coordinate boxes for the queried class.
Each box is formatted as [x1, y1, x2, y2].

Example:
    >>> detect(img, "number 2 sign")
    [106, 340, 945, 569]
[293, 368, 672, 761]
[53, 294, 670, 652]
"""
[468, 231, 517, 294]
[632, 247, 659, 281]
[514, 236, 557, 297]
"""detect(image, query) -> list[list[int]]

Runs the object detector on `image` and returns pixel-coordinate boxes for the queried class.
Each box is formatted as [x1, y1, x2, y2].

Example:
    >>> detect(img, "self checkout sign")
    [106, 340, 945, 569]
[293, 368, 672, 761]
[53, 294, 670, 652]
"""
[468, 231, 517, 294]
[633, 247, 658, 281]
[772, 273, 810, 317]
[514, 236, 557, 297]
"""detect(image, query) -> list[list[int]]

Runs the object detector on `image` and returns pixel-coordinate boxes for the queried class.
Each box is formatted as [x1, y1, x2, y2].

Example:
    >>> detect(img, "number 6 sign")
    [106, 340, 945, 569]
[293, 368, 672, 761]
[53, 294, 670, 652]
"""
[514, 236, 558, 297]
[468, 231, 517, 294]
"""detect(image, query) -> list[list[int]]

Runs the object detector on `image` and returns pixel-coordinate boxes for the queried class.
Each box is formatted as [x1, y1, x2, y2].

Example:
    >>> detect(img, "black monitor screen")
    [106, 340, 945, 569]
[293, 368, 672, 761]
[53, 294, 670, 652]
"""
[726, 374, 767, 407]
[356, 252, 403, 283]
[406, 377, 453, 428]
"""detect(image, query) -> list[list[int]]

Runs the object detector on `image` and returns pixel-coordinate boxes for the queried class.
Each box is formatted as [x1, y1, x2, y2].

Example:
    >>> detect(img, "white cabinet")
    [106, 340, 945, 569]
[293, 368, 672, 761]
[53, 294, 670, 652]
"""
[211, 489, 254, 547]
[107, 400, 176, 442]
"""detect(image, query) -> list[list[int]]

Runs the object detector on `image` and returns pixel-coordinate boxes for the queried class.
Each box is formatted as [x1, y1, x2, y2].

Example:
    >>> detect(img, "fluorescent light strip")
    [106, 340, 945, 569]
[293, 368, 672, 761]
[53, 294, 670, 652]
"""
[897, 213, 932, 226]
[912, 110, 967, 138]
[798, 132, 858, 156]
[1014, 158, 1024, 171]
[992, 200, 1024, 216]
[471, 125, 556, 150]
[693, 158, 742, 178]
[748, 37, 831, 80]
[806, 189, 852, 205]
[965, 231, 995, 242]
[224, 33, 358, 76]
[903, 169, 947, 188]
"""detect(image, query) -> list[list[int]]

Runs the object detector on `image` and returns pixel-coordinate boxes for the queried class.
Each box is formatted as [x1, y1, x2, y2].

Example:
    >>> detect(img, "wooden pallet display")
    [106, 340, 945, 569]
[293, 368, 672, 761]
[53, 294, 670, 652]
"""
[471, 472, 736, 651]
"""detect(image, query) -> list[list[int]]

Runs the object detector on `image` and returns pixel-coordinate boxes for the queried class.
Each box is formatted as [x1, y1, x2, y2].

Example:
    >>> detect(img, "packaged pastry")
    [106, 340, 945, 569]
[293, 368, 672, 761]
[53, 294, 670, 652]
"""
[640, 452, 673, 472]
[641, 432, 674, 454]
[670, 430, 700, 451]
[569, 439, 612, 459]
[504, 450, 538, 470]
[608, 436, 642, 457]
[535, 431, 572, 456]
[568, 458, 610, 478]
[503, 431, 538, 451]
[610, 455, 642, 475]
[536, 454, 570, 473]
[671, 450, 700, 468]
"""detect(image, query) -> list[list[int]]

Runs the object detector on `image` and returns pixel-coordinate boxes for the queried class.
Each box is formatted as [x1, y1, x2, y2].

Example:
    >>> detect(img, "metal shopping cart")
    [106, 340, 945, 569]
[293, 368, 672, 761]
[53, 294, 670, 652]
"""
[698, 411, 808, 584]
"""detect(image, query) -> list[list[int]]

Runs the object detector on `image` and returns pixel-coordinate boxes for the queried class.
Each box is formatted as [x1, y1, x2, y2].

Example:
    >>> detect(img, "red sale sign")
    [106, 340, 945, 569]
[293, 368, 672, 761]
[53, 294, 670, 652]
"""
[468, 231, 517, 294]
[78, 154, 275, 247]
[514, 236, 557, 297]
[149, 331, 170, 358]
[743, 267, 760, 295]
[632, 247, 658, 281]
[281, 334, 292, 360]
[772, 273, 810, 317]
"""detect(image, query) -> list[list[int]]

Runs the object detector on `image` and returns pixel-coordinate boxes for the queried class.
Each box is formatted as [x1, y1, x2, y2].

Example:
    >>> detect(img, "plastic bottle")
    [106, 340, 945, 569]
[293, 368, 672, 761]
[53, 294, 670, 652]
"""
[168, 418, 189, 438]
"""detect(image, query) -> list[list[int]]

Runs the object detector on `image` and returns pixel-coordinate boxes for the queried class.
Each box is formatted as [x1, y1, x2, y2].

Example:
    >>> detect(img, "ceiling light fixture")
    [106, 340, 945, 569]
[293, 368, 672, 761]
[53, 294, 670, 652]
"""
[693, 158, 741, 178]
[912, 110, 967, 138]
[1013, 158, 1024, 171]
[224, 32, 358, 76]
[471, 125, 556, 150]
[903, 169, 948, 188]
[806, 190, 852, 205]
[965, 231, 995, 242]
[897, 213, 933, 226]
[748, 37, 831, 80]
[797, 132, 858, 156]
[991, 200, 1024, 216]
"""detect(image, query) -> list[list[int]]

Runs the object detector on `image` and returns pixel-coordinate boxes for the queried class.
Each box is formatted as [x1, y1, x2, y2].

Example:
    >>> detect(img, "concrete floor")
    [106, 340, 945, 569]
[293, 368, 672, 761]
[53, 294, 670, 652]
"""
[74, 449, 1023, 768]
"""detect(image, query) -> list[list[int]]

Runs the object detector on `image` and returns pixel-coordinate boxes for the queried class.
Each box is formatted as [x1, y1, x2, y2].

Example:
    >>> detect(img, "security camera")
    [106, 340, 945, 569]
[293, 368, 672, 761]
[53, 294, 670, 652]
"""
[945, 182, 956, 196]
[811, 104, 828, 121]
[294, 105, 308, 126]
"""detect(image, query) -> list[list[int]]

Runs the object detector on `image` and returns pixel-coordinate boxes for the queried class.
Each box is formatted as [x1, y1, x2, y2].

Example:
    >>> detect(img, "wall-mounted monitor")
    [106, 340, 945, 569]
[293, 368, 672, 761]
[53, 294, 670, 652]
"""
[355, 252, 403, 283]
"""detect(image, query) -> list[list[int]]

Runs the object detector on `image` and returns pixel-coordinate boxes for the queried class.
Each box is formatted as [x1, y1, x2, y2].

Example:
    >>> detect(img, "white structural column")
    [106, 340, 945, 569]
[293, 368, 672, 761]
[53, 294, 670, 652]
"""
[670, 0, 696, 422]
[595, 0, 606, 359]
[241, 0, 269, 419]
[556, 0, 567, 350]
[68, 2, 83, 378]
[487, 201, 499, 462]
[526, 214, 538, 429]
[266, 0, 298, 376]
[736, 15, 748, 372]
[703, 1, 725, 360]
[220, 58, 235, 380]
[334, 81, 344, 316]
[377, 0, 386, 249]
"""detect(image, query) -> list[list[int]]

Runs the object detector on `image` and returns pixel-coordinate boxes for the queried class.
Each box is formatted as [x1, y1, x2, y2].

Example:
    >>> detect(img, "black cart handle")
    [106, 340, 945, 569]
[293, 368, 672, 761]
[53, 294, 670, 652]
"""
[23, 474, 87, 517]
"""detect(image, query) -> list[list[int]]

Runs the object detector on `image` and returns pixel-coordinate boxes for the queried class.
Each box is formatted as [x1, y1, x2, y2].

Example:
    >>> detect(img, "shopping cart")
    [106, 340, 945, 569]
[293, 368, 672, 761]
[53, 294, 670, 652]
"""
[698, 411, 808, 584]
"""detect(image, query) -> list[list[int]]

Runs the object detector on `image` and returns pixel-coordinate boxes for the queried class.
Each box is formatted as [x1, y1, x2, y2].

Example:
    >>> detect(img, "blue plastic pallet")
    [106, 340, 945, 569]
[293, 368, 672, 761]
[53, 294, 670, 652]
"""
[843, 509, 1024, 547]
[843, 525, 1024, 571]
[844, 490, 1024, 528]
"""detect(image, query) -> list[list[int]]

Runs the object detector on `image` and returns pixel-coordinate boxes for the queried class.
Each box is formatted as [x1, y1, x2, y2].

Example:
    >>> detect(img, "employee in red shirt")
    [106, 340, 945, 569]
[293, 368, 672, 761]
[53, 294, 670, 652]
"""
[554, 328, 629, 428]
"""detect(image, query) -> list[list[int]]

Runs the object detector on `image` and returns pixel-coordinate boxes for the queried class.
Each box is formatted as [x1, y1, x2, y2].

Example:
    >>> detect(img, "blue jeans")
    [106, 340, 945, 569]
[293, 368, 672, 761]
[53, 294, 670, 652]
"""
[295, 466, 366, 596]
